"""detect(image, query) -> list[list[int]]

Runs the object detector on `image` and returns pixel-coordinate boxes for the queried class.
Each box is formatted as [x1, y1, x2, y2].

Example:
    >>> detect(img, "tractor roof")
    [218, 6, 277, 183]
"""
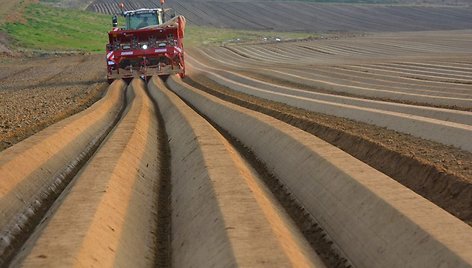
[123, 8, 162, 16]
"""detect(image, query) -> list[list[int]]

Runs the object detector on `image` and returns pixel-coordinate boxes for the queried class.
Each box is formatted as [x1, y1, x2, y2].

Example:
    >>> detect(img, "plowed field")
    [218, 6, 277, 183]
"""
[0, 55, 107, 151]
[1, 5, 472, 267]
[87, 0, 472, 32]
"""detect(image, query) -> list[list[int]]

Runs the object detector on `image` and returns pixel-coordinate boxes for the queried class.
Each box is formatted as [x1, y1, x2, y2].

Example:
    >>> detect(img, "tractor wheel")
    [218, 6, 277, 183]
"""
[159, 75, 170, 81]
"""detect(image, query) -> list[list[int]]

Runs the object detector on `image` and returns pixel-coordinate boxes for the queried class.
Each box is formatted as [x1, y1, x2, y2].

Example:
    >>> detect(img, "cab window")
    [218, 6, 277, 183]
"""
[127, 13, 158, 29]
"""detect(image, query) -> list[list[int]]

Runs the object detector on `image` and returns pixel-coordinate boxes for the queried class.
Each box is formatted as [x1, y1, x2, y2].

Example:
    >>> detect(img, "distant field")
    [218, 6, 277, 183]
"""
[1, 3, 312, 52]
[87, 0, 472, 32]
[264, 0, 471, 3]
[3, 0, 472, 52]
[185, 26, 315, 46]
[268, 0, 396, 2]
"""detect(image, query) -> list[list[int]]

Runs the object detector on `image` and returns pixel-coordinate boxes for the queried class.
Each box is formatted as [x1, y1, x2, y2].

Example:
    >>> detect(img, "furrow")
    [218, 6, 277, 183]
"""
[148, 77, 327, 267]
[191, 63, 472, 152]
[167, 74, 472, 268]
[0, 80, 127, 266]
[14, 79, 163, 267]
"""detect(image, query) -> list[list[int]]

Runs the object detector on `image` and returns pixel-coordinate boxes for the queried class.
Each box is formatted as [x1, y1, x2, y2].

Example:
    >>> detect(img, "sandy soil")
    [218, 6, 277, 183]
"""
[184, 72, 472, 222]
[0, 54, 108, 151]
[0, 32, 471, 266]
[0, 0, 471, 264]
[182, 30, 472, 225]
[0, 31, 470, 226]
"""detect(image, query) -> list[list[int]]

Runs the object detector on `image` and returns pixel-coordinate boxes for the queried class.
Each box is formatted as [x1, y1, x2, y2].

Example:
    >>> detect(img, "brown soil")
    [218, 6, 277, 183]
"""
[237, 69, 472, 112]
[152, 78, 329, 267]
[88, 0, 472, 32]
[0, 81, 126, 267]
[145, 84, 172, 268]
[188, 99, 351, 268]
[0, 32, 14, 56]
[184, 72, 472, 225]
[1, 52, 470, 265]
[13, 80, 160, 267]
[0, 54, 108, 151]
[0, 0, 37, 24]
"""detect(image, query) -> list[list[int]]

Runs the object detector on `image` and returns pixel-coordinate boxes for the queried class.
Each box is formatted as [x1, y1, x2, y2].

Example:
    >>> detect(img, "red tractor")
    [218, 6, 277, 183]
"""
[106, 3, 185, 83]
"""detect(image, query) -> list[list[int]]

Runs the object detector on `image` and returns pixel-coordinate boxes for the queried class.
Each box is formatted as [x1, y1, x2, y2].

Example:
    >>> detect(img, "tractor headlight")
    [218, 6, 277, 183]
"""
[142, 44, 148, 50]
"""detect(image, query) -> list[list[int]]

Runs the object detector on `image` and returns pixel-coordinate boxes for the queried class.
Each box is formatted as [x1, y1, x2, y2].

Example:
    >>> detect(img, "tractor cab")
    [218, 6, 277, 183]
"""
[112, 7, 176, 30]
[124, 9, 162, 30]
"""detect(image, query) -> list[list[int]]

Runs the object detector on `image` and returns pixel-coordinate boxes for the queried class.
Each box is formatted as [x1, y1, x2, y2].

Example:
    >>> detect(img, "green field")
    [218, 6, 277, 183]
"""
[185, 25, 315, 47]
[2, 3, 110, 52]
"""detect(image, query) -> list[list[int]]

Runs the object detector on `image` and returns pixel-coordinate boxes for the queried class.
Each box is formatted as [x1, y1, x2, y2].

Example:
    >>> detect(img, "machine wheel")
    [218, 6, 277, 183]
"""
[159, 75, 170, 81]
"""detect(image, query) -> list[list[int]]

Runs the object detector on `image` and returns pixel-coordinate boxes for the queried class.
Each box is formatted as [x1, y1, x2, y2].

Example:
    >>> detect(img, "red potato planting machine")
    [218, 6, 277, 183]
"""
[106, 2, 185, 83]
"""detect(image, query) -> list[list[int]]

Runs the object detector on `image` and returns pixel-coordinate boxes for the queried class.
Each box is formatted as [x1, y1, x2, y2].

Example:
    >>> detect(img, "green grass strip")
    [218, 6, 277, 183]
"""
[2, 3, 111, 52]
[185, 25, 315, 47]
